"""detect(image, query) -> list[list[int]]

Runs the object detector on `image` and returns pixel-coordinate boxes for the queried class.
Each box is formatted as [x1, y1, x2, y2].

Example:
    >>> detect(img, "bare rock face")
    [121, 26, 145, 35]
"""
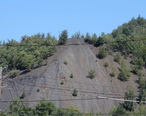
[0, 38, 138, 113]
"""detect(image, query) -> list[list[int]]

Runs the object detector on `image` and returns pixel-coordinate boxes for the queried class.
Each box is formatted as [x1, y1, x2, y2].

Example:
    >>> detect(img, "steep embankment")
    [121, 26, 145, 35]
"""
[0, 38, 139, 113]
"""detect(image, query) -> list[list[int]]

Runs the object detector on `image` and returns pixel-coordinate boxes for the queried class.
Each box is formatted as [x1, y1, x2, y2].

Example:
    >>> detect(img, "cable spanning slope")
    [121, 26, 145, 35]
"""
[0, 38, 139, 113]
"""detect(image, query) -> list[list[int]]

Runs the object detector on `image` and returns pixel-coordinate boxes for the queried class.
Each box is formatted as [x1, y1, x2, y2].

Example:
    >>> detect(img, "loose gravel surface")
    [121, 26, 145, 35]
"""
[0, 38, 140, 113]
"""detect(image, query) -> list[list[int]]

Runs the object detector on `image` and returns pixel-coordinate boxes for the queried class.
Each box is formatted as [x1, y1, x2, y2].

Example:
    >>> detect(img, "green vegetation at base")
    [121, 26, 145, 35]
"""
[1, 98, 103, 116]
[122, 87, 135, 111]
[109, 105, 126, 116]
[109, 87, 136, 116]
[36, 98, 56, 116]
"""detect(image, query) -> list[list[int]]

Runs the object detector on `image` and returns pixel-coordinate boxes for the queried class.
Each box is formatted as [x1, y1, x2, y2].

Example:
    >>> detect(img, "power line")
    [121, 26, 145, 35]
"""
[10, 80, 144, 98]
[2, 79, 145, 102]
[0, 96, 145, 103]
[15, 81, 125, 96]
[0, 74, 140, 98]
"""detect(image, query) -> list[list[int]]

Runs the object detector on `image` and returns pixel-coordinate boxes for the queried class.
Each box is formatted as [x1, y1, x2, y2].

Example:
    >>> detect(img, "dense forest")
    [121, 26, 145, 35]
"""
[85, 16, 146, 68]
[85, 16, 146, 81]
[84, 16, 146, 115]
[0, 30, 68, 75]
[1, 16, 146, 115]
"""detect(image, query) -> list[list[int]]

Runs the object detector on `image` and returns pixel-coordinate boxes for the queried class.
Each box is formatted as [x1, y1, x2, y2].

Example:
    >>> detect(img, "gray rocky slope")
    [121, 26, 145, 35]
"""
[0, 38, 138, 113]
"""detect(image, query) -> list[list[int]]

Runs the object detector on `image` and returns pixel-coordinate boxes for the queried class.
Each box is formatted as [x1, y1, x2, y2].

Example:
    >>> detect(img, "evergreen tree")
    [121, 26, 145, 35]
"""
[118, 60, 130, 81]
[36, 99, 56, 116]
[58, 30, 68, 45]
[123, 87, 135, 111]
[97, 46, 107, 59]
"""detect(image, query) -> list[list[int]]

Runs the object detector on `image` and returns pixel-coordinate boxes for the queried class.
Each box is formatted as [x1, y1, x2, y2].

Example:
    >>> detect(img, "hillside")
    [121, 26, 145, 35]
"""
[1, 17, 146, 115]
[0, 38, 142, 113]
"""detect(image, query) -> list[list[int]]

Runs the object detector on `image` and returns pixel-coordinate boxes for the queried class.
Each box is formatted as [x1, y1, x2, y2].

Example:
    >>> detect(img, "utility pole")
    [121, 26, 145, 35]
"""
[0, 67, 2, 99]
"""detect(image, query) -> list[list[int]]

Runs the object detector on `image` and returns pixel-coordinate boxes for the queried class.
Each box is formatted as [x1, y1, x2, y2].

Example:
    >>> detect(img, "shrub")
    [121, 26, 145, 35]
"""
[58, 30, 68, 45]
[70, 73, 74, 78]
[109, 105, 126, 116]
[118, 60, 130, 81]
[122, 87, 135, 111]
[88, 70, 96, 79]
[110, 72, 115, 77]
[136, 58, 144, 69]
[36, 99, 56, 115]
[114, 53, 121, 63]
[104, 62, 109, 67]
[138, 71, 143, 77]
[60, 81, 64, 85]
[37, 89, 40, 92]
[131, 57, 144, 69]
[118, 70, 128, 81]
[20, 89, 25, 99]
[64, 61, 67, 65]
[131, 65, 139, 75]
[72, 89, 78, 96]
[9, 70, 20, 78]
[97, 47, 107, 59]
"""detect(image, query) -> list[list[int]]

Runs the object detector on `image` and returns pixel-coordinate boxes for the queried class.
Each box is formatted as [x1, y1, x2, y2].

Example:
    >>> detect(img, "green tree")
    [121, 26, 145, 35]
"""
[122, 87, 135, 111]
[36, 99, 56, 116]
[104, 62, 109, 67]
[0, 111, 8, 116]
[58, 30, 68, 45]
[9, 98, 24, 114]
[88, 70, 96, 79]
[114, 53, 121, 63]
[9, 70, 19, 78]
[70, 73, 74, 78]
[136, 58, 144, 69]
[138, 77, 146, 102]
[72, 89, 78, 96]
[9, 98, 36, 116]
[84, 32, 91, 43]
[51, 107, 81, 116]
[110, 72, 115, 77]
[17, 51, 35, 71]
[109, 105, 126, 116]
[118, 60, 130, 81]
[20, 88, 25, 99]
[131, 65, 139, 75]
[97, 46, 107, 59]
[123, 27, 131, 36]
[95, 36, 104, 47]
[71, 32, 81, 39]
